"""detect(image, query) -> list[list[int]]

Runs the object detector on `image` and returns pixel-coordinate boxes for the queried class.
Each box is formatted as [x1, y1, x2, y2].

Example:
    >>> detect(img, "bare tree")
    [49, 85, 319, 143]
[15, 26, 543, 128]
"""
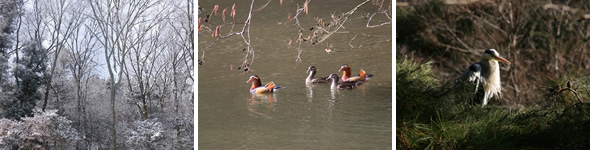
[87, 0, 164, 149]
[63, 4, 97, 147]
[169, 0, 193, 148]
[171, 0, 194, 82]
[122, 1, 172, 120]
[125, 25, 168, 120]
[35, 0, 83, 111]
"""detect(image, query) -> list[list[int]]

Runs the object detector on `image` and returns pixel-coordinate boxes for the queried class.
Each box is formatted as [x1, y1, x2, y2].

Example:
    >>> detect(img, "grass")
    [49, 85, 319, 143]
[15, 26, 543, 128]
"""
[397, 57, 590, 149]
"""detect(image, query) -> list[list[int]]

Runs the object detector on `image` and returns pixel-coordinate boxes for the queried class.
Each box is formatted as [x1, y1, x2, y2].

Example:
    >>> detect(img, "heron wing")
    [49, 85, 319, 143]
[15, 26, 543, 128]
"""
[457, 63, 482, 94]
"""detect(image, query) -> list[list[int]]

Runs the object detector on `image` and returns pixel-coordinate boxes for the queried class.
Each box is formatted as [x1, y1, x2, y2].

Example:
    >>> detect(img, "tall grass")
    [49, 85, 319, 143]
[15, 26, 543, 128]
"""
[397, 57, 590, 149]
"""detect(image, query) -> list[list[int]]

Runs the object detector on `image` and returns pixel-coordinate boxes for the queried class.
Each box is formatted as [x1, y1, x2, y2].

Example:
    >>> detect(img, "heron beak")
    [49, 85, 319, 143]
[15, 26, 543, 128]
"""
[495, 56, 511, 64]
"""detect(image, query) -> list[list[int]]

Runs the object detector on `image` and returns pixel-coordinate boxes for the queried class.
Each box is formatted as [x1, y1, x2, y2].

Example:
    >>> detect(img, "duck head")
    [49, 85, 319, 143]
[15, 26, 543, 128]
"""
[339, 64, 351, 72]
[307, 66, 316, 73]
[326, 74, 339, 82]
[247, 75, 262, 90]
[339, 64, 352, 81]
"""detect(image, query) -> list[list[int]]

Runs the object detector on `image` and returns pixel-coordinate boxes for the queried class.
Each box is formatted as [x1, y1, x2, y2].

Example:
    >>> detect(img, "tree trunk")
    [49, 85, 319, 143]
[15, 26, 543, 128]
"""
[83, 77, 89, 147]
[76, 77, 82, 149]
[14, 11, 21, 89]
[41, 48, 59, 111]
[110, 79, 117, 150]
[173, 58, 182, 149]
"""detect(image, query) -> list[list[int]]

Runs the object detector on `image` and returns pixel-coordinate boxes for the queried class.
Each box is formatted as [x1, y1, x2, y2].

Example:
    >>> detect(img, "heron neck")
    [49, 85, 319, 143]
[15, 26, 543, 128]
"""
[480, 60, 500, 78]
[480, 59, 502, 98]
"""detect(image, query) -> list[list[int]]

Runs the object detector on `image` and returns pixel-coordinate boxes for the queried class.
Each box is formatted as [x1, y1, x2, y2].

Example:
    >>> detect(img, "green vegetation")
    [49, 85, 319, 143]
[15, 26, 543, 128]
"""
[398, 1, 590, 148]
[397, 57, 590, 149]
[397, 0, 590, 105]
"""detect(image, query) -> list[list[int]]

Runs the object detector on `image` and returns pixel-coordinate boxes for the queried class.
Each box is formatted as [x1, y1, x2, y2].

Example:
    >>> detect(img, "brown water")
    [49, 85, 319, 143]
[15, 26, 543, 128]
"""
[198, 0, 392, 149]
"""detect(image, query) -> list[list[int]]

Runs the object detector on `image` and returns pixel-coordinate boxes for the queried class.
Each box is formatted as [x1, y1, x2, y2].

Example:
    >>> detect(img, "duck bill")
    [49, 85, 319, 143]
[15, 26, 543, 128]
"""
[247, 78, 253, 83]
[495, 56, 511, 64]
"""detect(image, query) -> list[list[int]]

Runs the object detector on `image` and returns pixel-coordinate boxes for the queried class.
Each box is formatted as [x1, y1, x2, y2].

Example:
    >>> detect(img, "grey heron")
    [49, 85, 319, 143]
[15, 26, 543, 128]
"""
[457, 49, 511, 106]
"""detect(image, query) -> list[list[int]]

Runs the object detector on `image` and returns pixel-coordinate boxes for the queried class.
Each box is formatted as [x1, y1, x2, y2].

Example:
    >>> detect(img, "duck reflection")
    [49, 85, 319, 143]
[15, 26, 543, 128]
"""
[247, 93, 277, 119]
[358, 83, 366, 96]
[329, 88, 338, 101]
[305, 82, 314, 103]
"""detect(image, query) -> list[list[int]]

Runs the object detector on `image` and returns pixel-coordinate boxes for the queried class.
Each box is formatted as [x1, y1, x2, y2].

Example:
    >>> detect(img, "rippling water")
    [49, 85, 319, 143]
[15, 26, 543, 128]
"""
[198, 0, 392, 149]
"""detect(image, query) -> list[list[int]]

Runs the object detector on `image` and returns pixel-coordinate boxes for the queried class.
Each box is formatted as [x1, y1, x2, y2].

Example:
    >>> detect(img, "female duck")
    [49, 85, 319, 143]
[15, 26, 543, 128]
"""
[247, 75, 282, 94]
[306, 66, 329, 83]
[325, 74, 359, 89]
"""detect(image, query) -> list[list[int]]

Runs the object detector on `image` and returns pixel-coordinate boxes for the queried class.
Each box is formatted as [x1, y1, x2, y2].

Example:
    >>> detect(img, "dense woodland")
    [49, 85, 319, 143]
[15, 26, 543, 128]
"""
[0, 0, 194, 149]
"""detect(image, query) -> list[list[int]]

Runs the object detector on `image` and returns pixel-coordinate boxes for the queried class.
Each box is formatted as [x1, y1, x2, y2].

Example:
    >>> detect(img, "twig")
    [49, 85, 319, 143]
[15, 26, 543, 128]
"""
[286, 1, 311, 31]
[241, 0, 256, 68]
[316, 0, 371, 44]
[348, 34, 358, 48]
[295, 40, 302, 63]
[444, 25, 473, 50]
[199, 0, 262, 69]
[366, 12, 391, 28]
[559, 88, 583, 103]
[357, 39, 391, 48]
[254, 0, 272, 12]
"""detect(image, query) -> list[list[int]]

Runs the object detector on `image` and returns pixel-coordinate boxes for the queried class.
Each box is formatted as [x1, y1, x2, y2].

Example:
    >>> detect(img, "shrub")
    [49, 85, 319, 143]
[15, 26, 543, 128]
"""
[0, 109, 79, 149]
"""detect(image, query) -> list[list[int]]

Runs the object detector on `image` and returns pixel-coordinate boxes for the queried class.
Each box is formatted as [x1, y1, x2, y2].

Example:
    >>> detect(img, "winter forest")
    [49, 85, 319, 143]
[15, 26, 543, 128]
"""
[0, 0, 194, 149]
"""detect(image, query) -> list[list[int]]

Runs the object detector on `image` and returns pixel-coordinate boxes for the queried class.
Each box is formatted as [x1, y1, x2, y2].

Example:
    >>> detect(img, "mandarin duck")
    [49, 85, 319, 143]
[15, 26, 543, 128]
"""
[326, 74, 360, 89]
[338, 64, 373, 82]
[247, 75, 282, 94]
[306, 66, 330, 83]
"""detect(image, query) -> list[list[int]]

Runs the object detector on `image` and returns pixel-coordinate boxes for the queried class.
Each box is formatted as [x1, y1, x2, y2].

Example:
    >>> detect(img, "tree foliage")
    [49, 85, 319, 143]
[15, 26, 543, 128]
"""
[3, 42, 47, 120]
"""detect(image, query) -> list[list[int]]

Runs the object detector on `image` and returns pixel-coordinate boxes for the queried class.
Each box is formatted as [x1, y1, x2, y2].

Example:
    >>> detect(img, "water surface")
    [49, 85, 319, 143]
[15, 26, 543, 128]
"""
[198, 0, 392, 149]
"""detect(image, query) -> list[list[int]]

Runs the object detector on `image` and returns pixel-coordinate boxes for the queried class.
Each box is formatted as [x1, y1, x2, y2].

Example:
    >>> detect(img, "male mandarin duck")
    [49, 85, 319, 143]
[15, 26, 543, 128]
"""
[338, 64, 373, 82]
[306, 66, 329, 83]
[326, 74, 360, 89]
[247, 75, 282, 94]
